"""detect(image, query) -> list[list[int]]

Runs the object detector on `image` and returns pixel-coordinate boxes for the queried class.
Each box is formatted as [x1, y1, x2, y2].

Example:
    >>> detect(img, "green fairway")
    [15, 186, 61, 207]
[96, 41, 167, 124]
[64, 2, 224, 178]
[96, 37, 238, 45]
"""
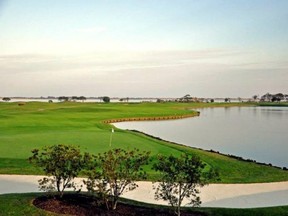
[0, 101, 288, 183]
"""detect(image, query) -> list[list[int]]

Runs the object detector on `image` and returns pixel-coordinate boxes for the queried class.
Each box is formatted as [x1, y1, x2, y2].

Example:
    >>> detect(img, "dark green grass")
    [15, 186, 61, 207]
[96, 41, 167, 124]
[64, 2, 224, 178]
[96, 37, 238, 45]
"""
[0, 102, 288, 183]
[257, 102, 288, 107]
[1, 193, 288, 216]
[0, 193, 56, 216]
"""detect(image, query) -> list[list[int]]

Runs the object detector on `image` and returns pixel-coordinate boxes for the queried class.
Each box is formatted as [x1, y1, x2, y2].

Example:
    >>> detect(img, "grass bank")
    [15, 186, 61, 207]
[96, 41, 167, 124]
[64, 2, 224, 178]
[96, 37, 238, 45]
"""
[257, 102, 288, 107]
[0, 101, 287, 183]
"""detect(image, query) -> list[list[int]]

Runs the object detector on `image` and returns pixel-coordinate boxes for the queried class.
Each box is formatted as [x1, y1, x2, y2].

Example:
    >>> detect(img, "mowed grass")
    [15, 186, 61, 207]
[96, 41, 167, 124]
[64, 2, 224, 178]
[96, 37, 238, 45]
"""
[0, 101, 288, 183]
[1, 193, 288, 216]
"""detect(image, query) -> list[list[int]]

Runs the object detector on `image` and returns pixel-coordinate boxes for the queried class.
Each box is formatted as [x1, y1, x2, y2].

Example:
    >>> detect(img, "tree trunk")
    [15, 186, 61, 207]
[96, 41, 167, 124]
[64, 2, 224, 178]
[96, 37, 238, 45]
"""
[177, 184, 182, 216]
[56, 179, 63, 198]
[177, 206, 181, 216]
[112, 199, 118, 210]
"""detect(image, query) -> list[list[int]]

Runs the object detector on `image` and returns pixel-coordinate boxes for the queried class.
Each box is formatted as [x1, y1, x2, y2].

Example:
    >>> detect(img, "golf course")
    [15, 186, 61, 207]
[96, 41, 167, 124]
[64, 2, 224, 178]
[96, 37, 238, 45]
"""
[0, 101, 287, 183]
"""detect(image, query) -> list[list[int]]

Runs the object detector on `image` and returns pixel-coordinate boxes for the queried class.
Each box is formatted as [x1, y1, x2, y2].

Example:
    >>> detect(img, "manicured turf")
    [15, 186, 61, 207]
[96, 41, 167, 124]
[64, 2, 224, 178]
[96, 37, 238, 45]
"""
[0, 101, 288, 183]
[1, 193, 288, 216]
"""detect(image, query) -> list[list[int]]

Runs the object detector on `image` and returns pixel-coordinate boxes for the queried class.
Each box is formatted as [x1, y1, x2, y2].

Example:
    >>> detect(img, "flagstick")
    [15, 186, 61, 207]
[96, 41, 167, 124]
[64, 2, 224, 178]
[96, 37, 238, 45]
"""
[109, 128, 114, 147]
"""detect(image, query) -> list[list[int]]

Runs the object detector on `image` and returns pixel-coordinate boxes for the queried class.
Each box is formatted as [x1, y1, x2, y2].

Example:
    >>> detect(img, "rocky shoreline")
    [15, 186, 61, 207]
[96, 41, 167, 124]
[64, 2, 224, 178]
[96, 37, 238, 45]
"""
[103, 112, 200, 124]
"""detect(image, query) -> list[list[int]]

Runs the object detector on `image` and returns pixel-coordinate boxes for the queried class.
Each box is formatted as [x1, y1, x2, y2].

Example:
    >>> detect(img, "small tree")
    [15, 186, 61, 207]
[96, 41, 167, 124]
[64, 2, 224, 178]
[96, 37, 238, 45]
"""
[102, 96, 110, 103]
[58, 96, 69, 102]
[29, 144, 89, 198]
[224, 98, 230, 103]
[79, 96, 86, 102]
[252, 95, 258, 101]
[2, 97, 11, 102]
[119, 97, 129, 102]
[153, 154, 219, 216]
[71, 96, 78, 102]
[179, 94, 192, 102]
[85, 148, 150, 210]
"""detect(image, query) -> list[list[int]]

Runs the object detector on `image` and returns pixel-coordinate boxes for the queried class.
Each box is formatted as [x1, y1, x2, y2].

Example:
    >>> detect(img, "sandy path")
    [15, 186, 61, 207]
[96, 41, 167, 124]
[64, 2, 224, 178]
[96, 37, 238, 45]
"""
[1, 175, 288, 208]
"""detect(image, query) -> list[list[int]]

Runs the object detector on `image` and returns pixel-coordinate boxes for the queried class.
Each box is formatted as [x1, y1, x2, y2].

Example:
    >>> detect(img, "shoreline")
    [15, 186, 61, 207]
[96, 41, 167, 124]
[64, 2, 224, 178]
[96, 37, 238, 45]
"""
[103, 112, 200, 124]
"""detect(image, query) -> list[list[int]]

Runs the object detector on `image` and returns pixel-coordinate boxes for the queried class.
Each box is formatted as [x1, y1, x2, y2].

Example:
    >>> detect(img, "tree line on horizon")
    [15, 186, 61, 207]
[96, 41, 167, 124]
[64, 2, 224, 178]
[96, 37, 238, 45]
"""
[2, 92, 288, 103]
[254, 93, 288, 102]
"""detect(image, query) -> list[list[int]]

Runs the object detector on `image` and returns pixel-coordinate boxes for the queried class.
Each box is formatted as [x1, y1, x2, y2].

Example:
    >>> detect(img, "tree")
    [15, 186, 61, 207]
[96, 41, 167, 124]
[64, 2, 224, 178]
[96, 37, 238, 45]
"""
[272, 93, 284, 102]
[102, 96, 110, 103]
[260, 93, 272, 102]
[179, 94, 192, 102]
[71, 96, 78, 102]
[153, 154, 219, 216]
[29, 144, 89, 198]
[210, 99, 214, 103]
[252, 95, 258, 101]
[79, 96, 86, 102]
[271, 96, 280, 102]
[58, 96, 69, 102]
[119, 97, 129, 102]
[2, 97, 11, 102]
[260, 93, 284, 102]
[224, 98, 230, 103]
[85, 148, 150, 210]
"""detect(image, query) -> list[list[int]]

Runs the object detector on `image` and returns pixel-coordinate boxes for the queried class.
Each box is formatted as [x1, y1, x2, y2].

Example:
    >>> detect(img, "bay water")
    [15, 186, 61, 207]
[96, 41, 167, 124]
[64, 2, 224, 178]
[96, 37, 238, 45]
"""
[114, 106, 288, 168]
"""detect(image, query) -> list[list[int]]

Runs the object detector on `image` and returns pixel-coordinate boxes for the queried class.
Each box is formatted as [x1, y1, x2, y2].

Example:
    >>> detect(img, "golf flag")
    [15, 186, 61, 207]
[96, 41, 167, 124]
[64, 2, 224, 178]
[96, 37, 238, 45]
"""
[109, 128, 114, 147]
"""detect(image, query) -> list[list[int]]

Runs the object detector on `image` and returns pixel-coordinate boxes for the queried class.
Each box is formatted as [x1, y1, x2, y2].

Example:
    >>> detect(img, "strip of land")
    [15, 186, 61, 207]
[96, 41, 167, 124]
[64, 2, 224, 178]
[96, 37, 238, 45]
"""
[1, 174, 288, 208]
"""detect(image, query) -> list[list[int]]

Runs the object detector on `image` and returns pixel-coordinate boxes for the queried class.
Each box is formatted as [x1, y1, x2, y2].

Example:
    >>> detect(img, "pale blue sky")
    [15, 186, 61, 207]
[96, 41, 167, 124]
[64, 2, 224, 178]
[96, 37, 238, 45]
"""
[0, 0, 287, 97]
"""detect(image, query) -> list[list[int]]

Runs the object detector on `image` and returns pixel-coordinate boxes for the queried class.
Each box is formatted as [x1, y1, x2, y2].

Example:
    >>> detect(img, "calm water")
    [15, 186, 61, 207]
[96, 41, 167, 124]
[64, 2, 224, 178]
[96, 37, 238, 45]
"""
[114, 106, 288, 168]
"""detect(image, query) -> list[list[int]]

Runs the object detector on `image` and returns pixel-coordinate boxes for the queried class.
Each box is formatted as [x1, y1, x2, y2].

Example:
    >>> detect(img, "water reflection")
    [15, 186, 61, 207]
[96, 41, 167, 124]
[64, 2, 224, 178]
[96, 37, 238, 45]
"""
[114, 107, 288, 167]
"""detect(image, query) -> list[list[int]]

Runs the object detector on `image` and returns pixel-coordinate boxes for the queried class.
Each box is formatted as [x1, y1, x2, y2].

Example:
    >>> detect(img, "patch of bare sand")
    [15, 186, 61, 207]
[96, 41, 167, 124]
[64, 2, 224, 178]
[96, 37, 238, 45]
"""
[1, 175, 288, 208]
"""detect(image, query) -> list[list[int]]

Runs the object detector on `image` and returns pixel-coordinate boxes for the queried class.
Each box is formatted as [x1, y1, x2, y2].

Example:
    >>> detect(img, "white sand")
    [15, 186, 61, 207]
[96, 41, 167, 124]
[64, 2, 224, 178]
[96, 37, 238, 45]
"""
[1, 175, 288, 208]
[124, 181, 288, 208]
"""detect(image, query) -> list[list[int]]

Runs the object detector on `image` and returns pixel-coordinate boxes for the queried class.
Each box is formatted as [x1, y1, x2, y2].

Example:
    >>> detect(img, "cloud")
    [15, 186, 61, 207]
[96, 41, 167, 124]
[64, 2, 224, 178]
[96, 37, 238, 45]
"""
[2, 49, 283, 77]
[1, 49, 286, 97]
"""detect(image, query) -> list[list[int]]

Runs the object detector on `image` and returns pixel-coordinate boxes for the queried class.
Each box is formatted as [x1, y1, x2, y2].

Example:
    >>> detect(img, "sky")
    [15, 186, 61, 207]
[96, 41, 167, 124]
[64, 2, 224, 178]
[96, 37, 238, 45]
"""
[0, 0, 287, 98]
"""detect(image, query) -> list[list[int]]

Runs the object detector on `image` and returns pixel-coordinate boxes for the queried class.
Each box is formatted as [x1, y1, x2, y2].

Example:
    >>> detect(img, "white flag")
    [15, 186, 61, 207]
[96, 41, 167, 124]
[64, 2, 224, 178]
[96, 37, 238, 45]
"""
[111, 128, 114, 133]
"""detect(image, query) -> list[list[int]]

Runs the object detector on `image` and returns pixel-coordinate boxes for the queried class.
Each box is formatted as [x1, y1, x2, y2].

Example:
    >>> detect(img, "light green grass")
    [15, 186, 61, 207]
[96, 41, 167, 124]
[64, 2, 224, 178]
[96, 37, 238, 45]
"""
[0, 102, 288, 183]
